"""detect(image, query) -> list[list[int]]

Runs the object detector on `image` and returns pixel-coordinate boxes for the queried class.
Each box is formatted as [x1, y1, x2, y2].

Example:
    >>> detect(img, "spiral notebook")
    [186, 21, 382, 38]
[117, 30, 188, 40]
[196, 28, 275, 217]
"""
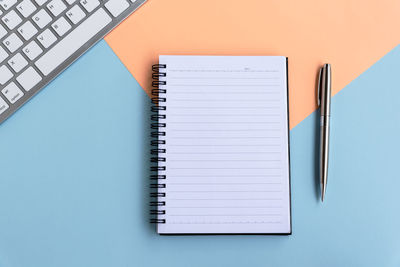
[150, 56, 291, 234]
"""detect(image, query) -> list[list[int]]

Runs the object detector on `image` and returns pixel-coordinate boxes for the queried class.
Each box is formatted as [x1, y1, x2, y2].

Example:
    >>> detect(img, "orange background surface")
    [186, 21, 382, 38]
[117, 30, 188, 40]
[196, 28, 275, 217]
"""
[105, 0, 400, 128]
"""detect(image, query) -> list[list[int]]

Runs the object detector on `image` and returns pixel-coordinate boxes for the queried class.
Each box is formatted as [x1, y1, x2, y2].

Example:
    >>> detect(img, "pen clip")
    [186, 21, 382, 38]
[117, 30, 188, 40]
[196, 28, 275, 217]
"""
[317, 67, 322, 107]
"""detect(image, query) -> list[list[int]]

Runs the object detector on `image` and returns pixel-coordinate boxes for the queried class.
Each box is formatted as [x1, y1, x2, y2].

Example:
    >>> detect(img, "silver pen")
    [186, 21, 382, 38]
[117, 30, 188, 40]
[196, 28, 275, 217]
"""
[318, 64, 331, 202]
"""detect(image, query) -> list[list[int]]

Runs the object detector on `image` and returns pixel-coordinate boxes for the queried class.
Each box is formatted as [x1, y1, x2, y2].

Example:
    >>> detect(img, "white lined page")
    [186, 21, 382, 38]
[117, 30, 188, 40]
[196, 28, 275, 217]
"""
[157, 56, 291, 234]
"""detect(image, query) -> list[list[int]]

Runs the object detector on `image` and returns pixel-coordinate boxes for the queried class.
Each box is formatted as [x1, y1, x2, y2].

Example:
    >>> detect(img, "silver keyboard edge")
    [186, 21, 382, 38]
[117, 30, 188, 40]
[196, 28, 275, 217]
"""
[0, 0, 147, 124]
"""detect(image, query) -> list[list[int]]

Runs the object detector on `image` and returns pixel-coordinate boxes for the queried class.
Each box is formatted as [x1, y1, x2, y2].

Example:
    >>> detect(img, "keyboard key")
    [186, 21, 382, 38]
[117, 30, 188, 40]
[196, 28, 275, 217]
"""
[105, 0, 128, 17]
[17, 66, 42, 91]
[35, 8, 112, 75]
[0, 46, 8, 63]
[23, 40, 43, 60]
[3, 33, 23, 53]
[34, 0, 47, 6]
[37, 28, 57, 48]
[0, 96, 9, 115]
[32, 9, 52, 29]
[8, 53, 28, 72]
[130, 0, 137, 3]
[0, 0, 17, 10]
[2, 10, 23, 30]
[2, 82, 24, 104]
[80, 0, 99, 13]
[65, 0, 76, 5]
[66, 5, 86, 24]
[16, 0, 37, 18]
[0, 65, 13, 85]
[0, 24, 6, 39]
[18, 21, 38, 40]
[52, 16, 71, 36]
[47, 0, 66, 16]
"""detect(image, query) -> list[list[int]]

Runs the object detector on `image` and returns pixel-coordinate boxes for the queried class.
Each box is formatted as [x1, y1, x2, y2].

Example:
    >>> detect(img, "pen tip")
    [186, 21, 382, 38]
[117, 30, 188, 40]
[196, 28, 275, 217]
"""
[321, 187, 326, 202]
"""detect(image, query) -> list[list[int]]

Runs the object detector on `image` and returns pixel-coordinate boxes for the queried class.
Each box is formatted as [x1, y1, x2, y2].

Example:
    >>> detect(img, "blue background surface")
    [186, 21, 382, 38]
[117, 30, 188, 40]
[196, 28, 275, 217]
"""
[0, 41, 399, 267]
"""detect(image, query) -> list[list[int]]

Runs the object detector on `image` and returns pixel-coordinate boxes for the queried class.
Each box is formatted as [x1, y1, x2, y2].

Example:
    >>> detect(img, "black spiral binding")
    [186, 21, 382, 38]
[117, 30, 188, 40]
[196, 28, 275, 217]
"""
[150, 64, 167, 224]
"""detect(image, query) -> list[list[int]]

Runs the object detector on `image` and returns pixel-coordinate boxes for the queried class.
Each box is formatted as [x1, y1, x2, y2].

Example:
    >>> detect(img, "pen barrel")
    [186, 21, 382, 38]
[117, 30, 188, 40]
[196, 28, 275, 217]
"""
[319, 117, 330, 190]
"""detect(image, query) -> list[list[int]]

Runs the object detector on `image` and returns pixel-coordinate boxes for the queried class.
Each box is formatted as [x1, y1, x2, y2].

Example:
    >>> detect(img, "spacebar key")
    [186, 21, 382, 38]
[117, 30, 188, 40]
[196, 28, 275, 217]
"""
[35, 8, 112, 76]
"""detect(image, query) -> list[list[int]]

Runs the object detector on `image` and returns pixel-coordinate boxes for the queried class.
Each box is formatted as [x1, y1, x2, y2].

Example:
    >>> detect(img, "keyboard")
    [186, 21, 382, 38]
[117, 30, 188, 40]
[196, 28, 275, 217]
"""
[0, 0, 146, 123]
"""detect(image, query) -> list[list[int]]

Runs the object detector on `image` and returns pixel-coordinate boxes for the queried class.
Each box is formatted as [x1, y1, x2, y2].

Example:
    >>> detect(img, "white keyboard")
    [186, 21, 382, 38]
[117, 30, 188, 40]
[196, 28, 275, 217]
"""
[0, 0, 146, 123]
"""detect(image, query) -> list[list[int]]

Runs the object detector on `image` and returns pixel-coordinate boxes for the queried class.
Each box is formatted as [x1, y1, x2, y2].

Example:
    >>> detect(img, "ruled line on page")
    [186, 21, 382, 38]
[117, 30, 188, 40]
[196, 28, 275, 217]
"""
[169, 69, 279, 73]
[167, 179, 283, 182]
[169, 137, 280, 140]
[173, 107, 281, 109]
[169, 122, 281, 124]
[168, 152, 281, 155]
[171, 128, 281, 132]
[169, 190, 283, 193]
[169, 167, 281, 170]
[169, 198, 283, 201]
[169, 114, 281, 117]
[174, 144, 280, 147]
[168, 182, 282, 185]
[167, 84, 280, 87]
[169, 159, 281, 162]
[168, 221, 282, 224]
[168, 206, 283, 208]
[169, 99, 280, 102]
[168, 214, 282, 217]
[169, 175, 281, 177]
[168, 77, 280, 79]
[170, 90, 280, 93]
